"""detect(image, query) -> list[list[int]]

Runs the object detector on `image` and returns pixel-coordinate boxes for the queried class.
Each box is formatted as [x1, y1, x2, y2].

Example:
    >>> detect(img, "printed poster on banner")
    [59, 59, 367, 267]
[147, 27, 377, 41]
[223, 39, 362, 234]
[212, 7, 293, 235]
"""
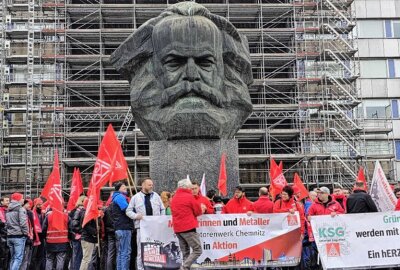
[370, 161, 397, 212]
[311, 212, 400, 270]
[140, 213, 302, 269]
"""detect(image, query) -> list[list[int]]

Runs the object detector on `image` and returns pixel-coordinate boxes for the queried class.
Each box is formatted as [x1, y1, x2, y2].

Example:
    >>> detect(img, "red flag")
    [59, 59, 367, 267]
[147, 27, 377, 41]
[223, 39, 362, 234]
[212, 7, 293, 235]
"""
[269, 158, 287, 199]
[82, 184, 100, 228]
[67, 168, 84, 211]
[40, 149, 64, 230]
[356, 166, 368, 191]
[218, 153, 227, 196]
[293, 173, 308, 201]
[88, 124, 128, 195]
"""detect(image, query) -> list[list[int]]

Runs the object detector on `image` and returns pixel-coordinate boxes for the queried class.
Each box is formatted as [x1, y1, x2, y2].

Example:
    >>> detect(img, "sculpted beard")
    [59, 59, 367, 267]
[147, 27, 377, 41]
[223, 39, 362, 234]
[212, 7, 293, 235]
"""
[160, 79, 225, 109]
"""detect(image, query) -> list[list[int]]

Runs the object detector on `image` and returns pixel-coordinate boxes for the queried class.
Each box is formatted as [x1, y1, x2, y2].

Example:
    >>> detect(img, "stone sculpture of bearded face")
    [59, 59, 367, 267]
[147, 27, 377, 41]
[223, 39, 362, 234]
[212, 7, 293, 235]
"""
[111, 2, 253, 141]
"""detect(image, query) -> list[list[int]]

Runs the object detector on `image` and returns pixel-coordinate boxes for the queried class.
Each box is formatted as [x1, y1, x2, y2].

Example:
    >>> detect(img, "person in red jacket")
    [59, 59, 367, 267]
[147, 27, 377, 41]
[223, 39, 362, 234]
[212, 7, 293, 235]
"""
[170, 179, 206, 270]
[191, 182, 214, 214]
[273, 185, 305, 235]
[308, 187, 345, 217]
[332, 184, 347, 213]
[222, 186, 254, 214]
[42, 210, 69, 270]
[396, 198, 400, 211]
[253, 187, 273, 214]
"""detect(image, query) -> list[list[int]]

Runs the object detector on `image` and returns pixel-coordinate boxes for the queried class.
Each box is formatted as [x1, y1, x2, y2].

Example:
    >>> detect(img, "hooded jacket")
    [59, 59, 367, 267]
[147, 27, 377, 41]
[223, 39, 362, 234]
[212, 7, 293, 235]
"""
[5, 201, 28, 237]
[222, 196, 254, 214]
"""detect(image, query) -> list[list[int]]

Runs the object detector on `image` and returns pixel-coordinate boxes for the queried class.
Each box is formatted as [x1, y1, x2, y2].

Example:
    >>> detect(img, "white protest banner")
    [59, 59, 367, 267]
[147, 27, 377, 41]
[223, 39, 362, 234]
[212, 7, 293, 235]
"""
[311, 211, 400, 270]
[370, 161, 397, 212]
[140, 213, 301, 269]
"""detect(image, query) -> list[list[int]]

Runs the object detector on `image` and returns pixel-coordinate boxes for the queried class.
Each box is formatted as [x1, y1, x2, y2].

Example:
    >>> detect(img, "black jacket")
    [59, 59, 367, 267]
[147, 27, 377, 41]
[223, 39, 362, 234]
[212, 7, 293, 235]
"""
[73, 208, 99, 244]
[346, 190, 378, 213]
[103, 206, 115, 235]
[71, 208, 84, 234]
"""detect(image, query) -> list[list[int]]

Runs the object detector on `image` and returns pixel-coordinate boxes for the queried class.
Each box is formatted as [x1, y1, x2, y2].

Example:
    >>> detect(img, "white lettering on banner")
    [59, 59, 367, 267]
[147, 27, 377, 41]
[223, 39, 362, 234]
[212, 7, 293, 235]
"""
[370, 161, 397, 212]
[141, 214, 301, 269]
[311, 212, 400, 270]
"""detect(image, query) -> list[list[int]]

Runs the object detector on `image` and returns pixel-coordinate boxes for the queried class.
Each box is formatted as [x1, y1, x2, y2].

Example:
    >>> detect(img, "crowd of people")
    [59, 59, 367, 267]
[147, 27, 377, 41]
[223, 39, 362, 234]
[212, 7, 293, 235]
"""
[0, 178, 399, 270]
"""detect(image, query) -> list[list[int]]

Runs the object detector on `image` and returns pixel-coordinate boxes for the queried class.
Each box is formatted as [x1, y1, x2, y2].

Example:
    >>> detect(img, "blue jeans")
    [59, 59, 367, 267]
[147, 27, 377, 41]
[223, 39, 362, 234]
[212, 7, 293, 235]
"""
[7, 237, 26, 270]
[71, 240, 83, 270]
[115, 230, 131, 270]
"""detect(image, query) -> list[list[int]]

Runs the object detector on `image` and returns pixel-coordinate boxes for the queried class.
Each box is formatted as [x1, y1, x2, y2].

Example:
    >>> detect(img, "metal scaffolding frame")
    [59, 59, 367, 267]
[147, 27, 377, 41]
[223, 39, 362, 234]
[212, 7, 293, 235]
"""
[0, 0, 395, 197]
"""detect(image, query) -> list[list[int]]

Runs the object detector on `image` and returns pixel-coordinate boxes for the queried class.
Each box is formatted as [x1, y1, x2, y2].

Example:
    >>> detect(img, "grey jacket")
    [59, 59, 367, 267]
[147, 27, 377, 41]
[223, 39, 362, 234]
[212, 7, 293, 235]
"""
[6, 201, 28, 236]
[126, 192, 165, 229]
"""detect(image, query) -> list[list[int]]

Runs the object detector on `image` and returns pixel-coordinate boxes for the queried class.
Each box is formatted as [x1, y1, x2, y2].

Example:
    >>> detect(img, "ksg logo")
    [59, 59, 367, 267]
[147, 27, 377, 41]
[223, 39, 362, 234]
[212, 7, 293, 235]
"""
[318, 227, 344, 238]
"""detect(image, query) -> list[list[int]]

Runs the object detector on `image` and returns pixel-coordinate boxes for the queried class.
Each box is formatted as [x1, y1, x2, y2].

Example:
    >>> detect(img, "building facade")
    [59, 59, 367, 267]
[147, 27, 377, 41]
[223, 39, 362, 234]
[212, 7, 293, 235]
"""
[355, 0, 399, 184]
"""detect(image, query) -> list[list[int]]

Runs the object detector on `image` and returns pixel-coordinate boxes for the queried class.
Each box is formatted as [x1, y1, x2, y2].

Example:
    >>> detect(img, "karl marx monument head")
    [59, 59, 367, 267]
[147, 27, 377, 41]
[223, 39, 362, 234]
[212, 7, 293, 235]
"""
[110, 2, 253, 141]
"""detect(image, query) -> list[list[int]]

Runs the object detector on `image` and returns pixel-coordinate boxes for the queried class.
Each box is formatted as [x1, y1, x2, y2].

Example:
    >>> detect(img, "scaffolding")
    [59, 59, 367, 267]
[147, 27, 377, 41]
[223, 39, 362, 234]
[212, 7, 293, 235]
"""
[0, 0, 395, 197]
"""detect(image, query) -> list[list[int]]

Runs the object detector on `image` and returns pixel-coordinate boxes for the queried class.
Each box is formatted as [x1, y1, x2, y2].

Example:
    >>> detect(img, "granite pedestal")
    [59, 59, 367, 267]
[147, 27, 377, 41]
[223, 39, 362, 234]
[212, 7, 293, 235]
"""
[150, 139, 239, 197]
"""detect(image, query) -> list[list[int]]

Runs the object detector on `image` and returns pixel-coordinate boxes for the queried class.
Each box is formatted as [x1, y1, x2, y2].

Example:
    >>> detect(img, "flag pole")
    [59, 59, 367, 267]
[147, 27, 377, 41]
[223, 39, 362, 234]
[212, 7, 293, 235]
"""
[127, 169, 138, 193]
[125, 173, 134, 197]
[95, 218, 101, 258]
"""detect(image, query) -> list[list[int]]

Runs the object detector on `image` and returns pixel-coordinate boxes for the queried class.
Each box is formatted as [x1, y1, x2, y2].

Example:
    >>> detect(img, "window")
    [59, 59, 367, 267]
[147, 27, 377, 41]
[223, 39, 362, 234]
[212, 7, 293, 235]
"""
[392, 100, 399, 118]
[395, 60, 400, 77]
[358, 20, 384, 38]
[393, 21, 400, 38]
[395, 141, 400, 160]
[360, 60, 387, 78]
[388, 59, 400, 78]
[366, 106, 388, 118]
[385, 20, 400, 38]
[365, 100, 391, 119]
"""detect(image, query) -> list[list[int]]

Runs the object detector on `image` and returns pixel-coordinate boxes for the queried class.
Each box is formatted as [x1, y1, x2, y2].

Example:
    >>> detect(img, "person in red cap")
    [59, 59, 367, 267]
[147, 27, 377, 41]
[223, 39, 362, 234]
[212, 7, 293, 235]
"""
[30, 198, 45, 270]
[0, 196, 10, 270]
[6, 193, 28, 270]
[253, 187, 273, 214]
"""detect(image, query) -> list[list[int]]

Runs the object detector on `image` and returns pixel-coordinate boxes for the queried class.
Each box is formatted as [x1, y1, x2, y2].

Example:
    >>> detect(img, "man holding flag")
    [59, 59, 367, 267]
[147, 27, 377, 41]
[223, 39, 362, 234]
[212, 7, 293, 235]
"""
[80, 124, 130, 269]
[40, 150, 65, 231]
[42, 208, 69, 270]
